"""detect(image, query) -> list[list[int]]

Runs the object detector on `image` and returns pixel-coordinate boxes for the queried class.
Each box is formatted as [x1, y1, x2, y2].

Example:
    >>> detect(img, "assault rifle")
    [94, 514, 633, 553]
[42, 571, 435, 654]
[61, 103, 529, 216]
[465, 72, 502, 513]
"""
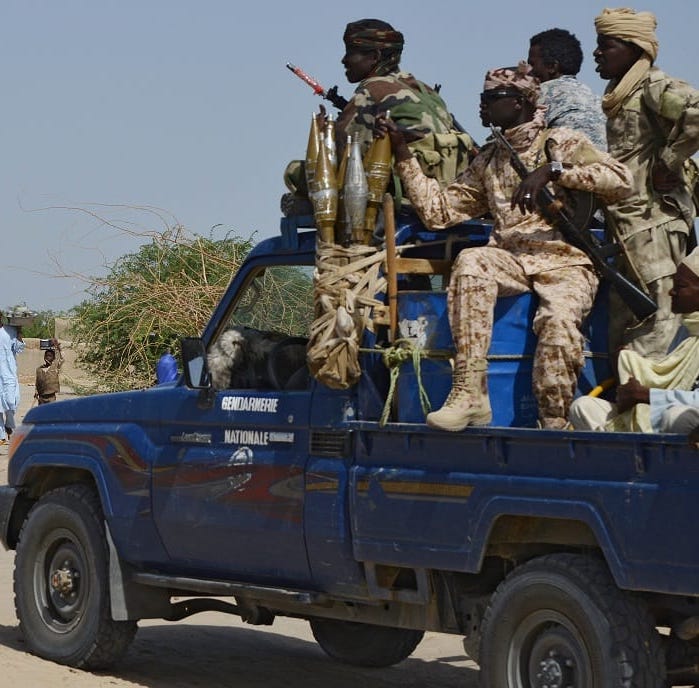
[286, 63, 348, 111]
[490, 125, 657, 322]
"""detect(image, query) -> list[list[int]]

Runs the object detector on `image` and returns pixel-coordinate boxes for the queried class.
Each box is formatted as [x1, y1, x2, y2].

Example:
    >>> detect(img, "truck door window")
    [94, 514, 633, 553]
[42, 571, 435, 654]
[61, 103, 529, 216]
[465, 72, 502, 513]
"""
[208, 265, 314, 391]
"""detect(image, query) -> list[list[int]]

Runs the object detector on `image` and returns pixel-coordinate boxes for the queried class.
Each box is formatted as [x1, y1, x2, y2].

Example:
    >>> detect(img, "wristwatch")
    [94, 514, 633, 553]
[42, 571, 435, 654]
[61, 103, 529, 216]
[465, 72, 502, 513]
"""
[549, 160, 564, 181]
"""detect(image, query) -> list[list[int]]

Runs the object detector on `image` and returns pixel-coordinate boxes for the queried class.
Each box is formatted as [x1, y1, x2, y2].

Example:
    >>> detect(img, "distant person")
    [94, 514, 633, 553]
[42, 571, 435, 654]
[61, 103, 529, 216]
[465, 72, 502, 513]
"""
[34, 339, 64, 404]
[156, 349, 178, 384]
[594, 7, 699, 362]
[0, 312, 25, 443]
[528, 27, 607, 149]
[570, 247, 699, 433]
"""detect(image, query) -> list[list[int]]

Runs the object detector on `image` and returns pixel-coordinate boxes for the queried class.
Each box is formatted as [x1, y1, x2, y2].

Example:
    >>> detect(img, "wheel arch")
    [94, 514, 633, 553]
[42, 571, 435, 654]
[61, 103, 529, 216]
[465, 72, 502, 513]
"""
[7, 462, 110, 549]
[472, 497, 628, 588]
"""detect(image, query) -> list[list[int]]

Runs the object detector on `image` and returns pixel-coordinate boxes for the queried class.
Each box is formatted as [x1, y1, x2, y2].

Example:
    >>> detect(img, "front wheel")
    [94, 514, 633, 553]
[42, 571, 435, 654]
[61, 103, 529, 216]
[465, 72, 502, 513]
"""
[13, 484, 137, 669]
[310, 617, 424, 667]
[479, 553, 665, 687]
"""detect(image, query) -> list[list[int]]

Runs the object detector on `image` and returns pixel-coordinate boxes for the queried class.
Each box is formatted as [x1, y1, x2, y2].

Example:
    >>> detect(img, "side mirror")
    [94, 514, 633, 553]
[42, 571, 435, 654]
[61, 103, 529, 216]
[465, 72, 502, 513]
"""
[180, 337, 211, 390]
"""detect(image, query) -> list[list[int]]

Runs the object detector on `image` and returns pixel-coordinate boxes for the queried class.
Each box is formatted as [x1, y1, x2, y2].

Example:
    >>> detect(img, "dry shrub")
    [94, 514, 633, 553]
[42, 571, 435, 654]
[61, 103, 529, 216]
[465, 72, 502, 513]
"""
[70, 223, 254, 392]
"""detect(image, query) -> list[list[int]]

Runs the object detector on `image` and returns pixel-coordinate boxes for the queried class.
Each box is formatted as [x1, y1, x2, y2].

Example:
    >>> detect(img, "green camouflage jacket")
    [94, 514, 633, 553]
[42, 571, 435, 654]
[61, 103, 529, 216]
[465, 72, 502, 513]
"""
[336, 70, 476, 188]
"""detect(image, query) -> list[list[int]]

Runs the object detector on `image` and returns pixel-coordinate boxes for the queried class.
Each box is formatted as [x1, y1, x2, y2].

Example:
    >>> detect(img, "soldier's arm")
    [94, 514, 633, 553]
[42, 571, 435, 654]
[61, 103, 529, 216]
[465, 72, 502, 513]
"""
[649, 78, 699, 173]
[549, 130, 634, 204]
[396, 156, 489, 229]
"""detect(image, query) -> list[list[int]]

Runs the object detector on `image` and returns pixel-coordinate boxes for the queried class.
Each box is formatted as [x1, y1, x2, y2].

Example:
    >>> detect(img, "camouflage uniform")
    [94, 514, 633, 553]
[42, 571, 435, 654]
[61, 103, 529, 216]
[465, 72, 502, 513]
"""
[337, 71, 454, 155]
[604, 67, 699, 359]
[540, 75, 607, 150]
[397, 112, 633, 427]
[336, 71, 476, 188]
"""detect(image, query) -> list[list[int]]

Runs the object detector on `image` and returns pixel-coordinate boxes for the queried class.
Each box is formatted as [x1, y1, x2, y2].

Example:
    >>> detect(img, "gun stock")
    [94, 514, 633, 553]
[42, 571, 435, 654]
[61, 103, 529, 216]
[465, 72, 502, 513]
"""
[490, 127, 657, 322]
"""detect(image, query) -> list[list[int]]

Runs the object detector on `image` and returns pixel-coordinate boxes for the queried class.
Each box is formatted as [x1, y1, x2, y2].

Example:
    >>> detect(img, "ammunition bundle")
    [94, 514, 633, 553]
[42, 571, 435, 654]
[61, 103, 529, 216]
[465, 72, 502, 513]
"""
[306, 112, 392, 245]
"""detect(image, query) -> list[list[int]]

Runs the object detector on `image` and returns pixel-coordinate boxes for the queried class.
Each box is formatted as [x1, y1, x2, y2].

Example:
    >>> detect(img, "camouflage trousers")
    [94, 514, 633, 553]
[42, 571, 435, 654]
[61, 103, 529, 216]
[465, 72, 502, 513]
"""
[447, 246, 598, 426]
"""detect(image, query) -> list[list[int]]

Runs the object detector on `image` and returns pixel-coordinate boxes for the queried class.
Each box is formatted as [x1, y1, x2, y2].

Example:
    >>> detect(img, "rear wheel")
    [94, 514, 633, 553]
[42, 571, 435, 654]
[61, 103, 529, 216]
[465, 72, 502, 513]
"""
[310, 617, 424, 667]
[479, 553, 665, 687]
[13, 484, 137, 669]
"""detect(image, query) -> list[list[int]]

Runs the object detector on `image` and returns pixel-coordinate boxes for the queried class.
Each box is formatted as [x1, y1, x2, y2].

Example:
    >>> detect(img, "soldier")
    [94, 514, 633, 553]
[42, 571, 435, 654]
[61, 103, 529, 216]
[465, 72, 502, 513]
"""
[336, 19, 476, 187]
[376, 62, 633, 430]
[282, 19, 476, 217]
[528, 28, 606, 150]
[594, 8, 699, 362]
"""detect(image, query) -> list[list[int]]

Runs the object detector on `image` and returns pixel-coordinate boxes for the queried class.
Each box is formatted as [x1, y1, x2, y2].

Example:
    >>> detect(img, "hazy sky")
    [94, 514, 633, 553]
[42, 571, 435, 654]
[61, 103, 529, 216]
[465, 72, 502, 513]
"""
[2, 0, 698, 313]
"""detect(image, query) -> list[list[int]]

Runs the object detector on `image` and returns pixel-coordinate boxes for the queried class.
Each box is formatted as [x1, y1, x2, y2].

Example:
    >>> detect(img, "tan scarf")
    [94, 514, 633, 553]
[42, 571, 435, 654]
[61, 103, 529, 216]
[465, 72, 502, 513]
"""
[601, 55, 652, 118]
[595, 7, 659, 118]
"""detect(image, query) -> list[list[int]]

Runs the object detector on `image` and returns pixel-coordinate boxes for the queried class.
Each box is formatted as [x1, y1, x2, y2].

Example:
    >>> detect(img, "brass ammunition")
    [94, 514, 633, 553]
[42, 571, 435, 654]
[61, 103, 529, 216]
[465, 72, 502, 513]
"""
[311, 124, 338, 243]
[324, 114, 337, 171]
[305, 113, 321, 193]
[362, 111, 392, 244]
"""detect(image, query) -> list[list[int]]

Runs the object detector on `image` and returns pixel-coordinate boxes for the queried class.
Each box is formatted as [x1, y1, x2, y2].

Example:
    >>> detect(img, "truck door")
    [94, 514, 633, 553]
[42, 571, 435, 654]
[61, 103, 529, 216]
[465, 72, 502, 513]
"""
[151, 264, 314, 586]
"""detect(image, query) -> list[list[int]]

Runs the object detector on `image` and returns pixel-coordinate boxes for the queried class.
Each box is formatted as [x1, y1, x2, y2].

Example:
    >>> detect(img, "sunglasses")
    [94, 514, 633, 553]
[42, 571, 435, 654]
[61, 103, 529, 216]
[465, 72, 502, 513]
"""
[480, 90, 521, 102]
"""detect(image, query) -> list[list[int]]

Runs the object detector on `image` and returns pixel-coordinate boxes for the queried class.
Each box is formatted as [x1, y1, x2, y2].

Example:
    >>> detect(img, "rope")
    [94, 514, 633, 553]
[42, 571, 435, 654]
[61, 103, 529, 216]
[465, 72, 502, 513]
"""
[307, 240, 387, 389]
[379, 338, 433, 426]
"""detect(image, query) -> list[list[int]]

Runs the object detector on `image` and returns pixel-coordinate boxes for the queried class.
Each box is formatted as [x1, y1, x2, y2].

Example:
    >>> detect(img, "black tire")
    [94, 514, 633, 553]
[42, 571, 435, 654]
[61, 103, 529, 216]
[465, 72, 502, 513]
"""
[665, 634, 699, 686]
[310, 617, 424, 667]
[479, 553, 665, 687]
[13, 484, 137, 669]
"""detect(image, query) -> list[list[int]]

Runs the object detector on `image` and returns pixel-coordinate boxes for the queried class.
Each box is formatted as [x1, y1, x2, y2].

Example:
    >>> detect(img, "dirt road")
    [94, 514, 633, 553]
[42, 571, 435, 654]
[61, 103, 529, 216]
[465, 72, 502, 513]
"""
[0, 384, 479, 688]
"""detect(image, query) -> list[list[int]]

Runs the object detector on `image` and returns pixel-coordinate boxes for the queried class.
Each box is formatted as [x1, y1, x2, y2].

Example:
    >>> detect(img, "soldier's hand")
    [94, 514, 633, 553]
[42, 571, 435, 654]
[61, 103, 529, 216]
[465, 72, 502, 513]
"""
[651, 159, 683, 193]
[374, 113, 411, 162]
[615, 376, 650, 413]
[316, 104, 328, 130]
[511, 165, 552, 214]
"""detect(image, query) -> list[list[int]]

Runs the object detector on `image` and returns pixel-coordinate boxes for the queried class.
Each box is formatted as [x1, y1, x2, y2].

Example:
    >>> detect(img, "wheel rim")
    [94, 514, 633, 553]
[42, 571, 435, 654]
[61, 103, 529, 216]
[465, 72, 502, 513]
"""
[33, 528, 90, 634]
[507, 610, 592, 688]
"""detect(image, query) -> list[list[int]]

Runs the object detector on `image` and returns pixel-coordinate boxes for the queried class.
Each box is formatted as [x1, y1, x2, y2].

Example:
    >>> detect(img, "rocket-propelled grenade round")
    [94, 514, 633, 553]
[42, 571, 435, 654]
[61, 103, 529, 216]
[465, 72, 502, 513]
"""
[286, 63, 326, 97]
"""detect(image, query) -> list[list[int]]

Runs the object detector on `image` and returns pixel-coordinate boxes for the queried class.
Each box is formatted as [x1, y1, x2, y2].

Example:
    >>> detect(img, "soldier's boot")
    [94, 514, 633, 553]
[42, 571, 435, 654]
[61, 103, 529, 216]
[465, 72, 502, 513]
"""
[426, 357, 491, 432]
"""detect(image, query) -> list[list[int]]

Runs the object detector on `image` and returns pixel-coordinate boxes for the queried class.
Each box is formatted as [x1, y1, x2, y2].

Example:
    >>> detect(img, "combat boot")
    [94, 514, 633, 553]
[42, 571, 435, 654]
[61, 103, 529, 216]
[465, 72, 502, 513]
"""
[426, 357, 491, 432]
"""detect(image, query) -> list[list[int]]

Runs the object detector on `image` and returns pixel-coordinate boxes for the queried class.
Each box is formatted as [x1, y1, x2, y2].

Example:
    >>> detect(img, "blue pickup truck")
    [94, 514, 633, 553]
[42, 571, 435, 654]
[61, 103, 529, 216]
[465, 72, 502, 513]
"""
[1, 214, 698, 688]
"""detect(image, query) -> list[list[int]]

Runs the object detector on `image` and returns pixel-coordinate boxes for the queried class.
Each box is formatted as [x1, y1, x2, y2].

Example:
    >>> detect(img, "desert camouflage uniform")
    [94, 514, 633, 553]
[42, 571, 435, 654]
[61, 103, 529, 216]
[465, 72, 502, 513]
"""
[397, 115, 633, 426]
[605, 67, 699, 359]
[540, 75, 607, 150]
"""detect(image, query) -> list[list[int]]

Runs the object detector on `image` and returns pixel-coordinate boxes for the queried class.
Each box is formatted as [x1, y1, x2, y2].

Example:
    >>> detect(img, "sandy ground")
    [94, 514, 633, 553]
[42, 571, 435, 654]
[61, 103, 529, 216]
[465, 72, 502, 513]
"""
[0, 382, 479, 687]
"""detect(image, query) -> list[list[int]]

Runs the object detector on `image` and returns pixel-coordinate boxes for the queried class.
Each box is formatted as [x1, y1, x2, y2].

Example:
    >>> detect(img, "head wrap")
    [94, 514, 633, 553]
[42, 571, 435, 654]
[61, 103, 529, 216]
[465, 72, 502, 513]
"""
[594, 8, 658, 117]
[343, 20, 404, 78]
[680, 247, 699, 278]
[483, 61, 540, 105]
[594, 7, 658, 61]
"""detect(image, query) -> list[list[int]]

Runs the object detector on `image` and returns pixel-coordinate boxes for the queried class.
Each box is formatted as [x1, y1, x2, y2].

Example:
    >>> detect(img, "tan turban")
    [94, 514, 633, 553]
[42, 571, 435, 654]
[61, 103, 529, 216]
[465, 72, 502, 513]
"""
[595, 8, 659, 117]
[680, 247, 699, 278]
[594, 7, 659, 60]
[483, 61, 540, 105]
